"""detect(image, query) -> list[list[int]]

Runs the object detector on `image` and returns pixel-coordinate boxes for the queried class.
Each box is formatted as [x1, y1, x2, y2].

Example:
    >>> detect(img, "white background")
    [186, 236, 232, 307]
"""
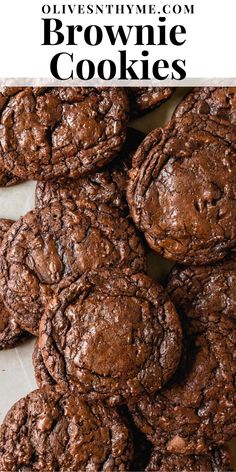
[0, 0, 235, 85]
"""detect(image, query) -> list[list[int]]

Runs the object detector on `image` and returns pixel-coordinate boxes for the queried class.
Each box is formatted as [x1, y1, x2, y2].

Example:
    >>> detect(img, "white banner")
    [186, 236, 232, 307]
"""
[0, 0, 235, 85]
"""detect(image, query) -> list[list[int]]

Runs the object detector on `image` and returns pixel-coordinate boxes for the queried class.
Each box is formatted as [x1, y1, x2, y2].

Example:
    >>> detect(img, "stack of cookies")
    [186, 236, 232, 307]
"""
[0, 86, 235, 471]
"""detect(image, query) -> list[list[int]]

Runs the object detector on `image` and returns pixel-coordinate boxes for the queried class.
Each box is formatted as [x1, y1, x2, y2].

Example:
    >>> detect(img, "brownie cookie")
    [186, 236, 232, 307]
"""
[0, 200, 146, 335]
[0, 388, 133, 471]
[0, 87, 25, 113]
[33, 341, 55, 389]
[39, 269, 182, 404]
[35, 127, 145, 212]
[0, 218, 14, 238]
[0, 299, 26, 351]
[0, 156, 23, 187]
[146, 448, 233, 471]
[0, 88, 24, 186]
[0, 219, 27, 349]
[127, 87, 174, 116]
[167, 252, 236, 323]
[127, 115, 236, 265]
[129, 313, 236, 453]
[0, 87, 129, 181]
[174, 87, 236, 125]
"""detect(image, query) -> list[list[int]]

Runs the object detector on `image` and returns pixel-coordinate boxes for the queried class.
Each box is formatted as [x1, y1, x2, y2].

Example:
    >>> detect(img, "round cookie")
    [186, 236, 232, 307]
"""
[127, 114, 236, 265]
[174, 87, 236, 125]
[127, 87, 174, 116]
[0, 88, 24, 186]
[0, 87, 129, 181]
[0, 219, 27, 349]
[0, 200, 146, 335]
[146, 448, 233, 471]
[39, 269, 182, 404]
[0, 388, 133, 471]
[35, 127, 145, 212]
[129, 313, 236, 453]
[167, 252, 236, 323]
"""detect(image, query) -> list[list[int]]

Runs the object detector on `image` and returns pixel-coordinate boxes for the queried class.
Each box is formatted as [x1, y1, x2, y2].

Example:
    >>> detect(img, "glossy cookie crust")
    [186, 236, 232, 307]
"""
[174, 87, 236, 125]
[129, 312, 236, 453]
[167, 252, 236, 323]
[35, 128, 145, 213]
[146, 448, 233, 471]
[38, 269, 182, 404]
[127, 114, 236, 265]
[127, 87, 174, 116]
[33, 341, 55, 389]
[0, 219, 27, 349]
[0, 87, 129, 180]
[0, 87, 24, 186]
[0, 388, 133, 471]
[0, 200, 146, 335]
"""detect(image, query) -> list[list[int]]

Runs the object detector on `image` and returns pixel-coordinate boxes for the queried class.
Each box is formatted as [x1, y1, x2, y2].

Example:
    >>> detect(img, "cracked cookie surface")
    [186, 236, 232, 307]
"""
[0, 219, 27, 349]
[174, 87, 236, 125]
[127, 87, 174, 116]
[38, 269, 182, 404]
[129, 304, 236, 453]
[33, 341, 55, 388]
[0, 88, 24, 186]
[146, 447, 233, 471]
[0, 200, 146, 335]
[127, 115, 236, 264]
[0, 87, 129, 180]
[35, 128, 145, 213]
[167, 252, 236, 323]
[0, 388, 133, 471]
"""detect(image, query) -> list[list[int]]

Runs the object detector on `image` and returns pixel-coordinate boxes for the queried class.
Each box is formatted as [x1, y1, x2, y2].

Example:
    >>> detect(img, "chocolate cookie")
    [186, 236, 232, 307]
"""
[0, 87, 129, 181]
[174, 87, 236, 125]
[33, 341, 55, 389]
[146, 448, 233, 471]
[0, 219, 27, 349]
[0, 88, 24, 186]
[127, 87, 174, 116]
[167, 252, 236, 323]
[0, 155, 24, 187]
[0, 200, 146, 335]
[129, 313, 236, 453]
[38, 269, 182, 404]
[127, 115, 236, 265]
[0, 218, 14, 240]
[0, 388, 133, 471]
[35, 128, 145, 212]
[0, 87, 24, 114]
